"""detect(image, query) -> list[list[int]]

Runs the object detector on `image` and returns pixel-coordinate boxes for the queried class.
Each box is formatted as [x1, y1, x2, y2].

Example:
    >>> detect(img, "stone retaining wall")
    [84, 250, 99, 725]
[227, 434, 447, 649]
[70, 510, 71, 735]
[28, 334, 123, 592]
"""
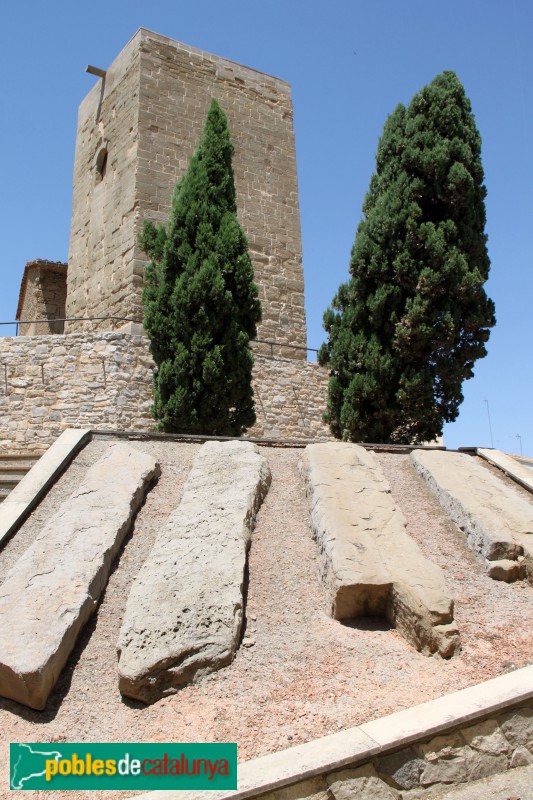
[0, 334, 331, 453]
[258, 702, 533, 800]
[0, 333, 154, 454]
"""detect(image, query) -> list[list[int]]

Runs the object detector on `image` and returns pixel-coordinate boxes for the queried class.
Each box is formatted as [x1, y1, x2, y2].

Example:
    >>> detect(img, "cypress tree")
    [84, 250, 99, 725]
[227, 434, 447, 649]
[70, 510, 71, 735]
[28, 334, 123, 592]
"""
[140, 99, 261, 435]
[319, 71, 496, 443]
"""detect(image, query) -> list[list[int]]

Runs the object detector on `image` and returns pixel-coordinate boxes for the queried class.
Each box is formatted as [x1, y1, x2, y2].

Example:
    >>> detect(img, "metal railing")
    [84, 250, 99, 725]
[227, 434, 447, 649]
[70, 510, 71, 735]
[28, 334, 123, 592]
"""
[0, 317, 320, 358]
[0, 316, 140, 336]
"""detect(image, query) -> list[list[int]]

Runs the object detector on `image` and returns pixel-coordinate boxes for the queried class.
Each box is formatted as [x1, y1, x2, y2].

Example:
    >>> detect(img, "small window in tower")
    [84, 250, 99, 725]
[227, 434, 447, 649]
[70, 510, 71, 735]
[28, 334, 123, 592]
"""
[96, 147, 108, 182]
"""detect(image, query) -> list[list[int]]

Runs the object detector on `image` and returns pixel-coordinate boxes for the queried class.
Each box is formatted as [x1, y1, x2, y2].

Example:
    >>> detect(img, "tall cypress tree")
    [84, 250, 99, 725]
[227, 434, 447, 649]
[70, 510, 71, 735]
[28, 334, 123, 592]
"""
[140, 99, 261, 435]
[319, 71, 496, 443]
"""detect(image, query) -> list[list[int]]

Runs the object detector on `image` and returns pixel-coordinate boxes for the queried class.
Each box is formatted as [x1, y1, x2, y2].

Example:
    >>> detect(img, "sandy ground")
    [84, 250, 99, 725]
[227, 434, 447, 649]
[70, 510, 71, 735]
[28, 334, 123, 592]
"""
[1, 439, 532, 799]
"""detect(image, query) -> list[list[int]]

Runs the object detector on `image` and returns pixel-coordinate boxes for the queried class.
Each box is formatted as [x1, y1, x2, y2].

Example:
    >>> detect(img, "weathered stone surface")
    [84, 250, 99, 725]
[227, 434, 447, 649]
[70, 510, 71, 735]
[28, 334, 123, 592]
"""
[411, 450, 533, 580]
[487, 559, 524, 582]
[247, 354, 331, 441]
[299, 443, 459, 658]
[423, 734, 464, 754]
[477, 448, 533, 495]
[0, 443, 159, 709]
[0, 428, 90, 548]
[414, 763, 533, 800]
[378, 748, 426, 789]
[420, 754, 467, 787]
[327, 763, 400, 800]
[510, 746, 533, 767]
[499, 707, 533, 752]
[464, 748, 508, 782]
[117, 440, 271, 703]
[462, 719, 510, 756]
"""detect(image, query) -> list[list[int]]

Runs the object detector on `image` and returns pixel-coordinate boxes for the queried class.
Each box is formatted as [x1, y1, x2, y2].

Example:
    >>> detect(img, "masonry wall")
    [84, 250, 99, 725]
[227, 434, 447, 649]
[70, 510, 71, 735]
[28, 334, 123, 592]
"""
[66, 35, 141, 330]
[0, 334, 330, 454]
[18, 268, 67, 335]
[249, 353, 330, 440]
[66, 29, 307, 357]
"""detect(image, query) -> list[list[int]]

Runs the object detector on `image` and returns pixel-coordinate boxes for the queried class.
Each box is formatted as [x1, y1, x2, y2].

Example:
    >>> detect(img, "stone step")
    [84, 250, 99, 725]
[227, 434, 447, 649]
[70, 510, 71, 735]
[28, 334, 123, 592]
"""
[0, 473, 29, 485]
[117, 440, 271, 704]
[299, 443, 460, 659]
[0, 454, 38, 503]
[0, 453, 40, 462]
[411, 449, 533, 582]
[0, 442, 160, 710]
[0, 460, 38, 471]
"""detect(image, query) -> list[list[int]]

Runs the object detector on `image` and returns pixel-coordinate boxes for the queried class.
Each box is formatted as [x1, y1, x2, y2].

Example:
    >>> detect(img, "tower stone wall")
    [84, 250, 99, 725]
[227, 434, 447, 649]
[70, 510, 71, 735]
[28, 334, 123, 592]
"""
[66, 29, 307, 358]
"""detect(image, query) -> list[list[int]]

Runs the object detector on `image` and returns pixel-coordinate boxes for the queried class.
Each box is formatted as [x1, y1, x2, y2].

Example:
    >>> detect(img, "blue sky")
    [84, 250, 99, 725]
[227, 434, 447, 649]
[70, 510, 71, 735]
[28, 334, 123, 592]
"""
[1, 1, 531, 453]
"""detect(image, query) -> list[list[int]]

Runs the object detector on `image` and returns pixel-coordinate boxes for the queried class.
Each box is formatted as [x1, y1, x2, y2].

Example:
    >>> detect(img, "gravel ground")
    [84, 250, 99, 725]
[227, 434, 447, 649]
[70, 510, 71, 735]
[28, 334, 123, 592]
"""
[1, 441, 532, 800]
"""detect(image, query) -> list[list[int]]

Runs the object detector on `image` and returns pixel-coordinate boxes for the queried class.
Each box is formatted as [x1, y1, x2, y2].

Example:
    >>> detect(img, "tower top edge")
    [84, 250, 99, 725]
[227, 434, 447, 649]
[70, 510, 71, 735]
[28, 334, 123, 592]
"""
[99, 27, 292, 91]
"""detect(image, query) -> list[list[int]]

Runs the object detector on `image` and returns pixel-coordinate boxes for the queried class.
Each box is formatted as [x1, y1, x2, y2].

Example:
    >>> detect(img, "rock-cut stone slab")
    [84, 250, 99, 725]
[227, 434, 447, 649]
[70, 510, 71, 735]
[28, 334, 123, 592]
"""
[0, 443, 159, 709]
[117, 440, 271, 704]
[411, 449, 533, 582]
[477, 448, 533, 496]
[299, 443, 459, 658]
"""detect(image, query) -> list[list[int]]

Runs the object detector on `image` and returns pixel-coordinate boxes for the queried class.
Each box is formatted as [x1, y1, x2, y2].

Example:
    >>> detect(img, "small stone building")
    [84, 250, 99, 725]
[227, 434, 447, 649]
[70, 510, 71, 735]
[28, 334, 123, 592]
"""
[16, 260, 67, 335]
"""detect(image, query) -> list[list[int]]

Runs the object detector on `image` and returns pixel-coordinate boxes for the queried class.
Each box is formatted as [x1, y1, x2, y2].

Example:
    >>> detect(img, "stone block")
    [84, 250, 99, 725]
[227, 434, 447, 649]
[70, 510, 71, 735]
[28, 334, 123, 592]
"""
[378, 748, 426, 789]
[299, 443, 459, 657]
[510, 746, 533, 767]
[327, 763, 400, 800]
[487, 559, 524, 582]
[117, 440, 271, 703]
[462, 719, 510, 756]
[411, 450, 533, 580]
[420, 755, 467, 787]
[0, 443, 159, 709]
[499, 707, 533, 752]
[464, 748, 508, 782]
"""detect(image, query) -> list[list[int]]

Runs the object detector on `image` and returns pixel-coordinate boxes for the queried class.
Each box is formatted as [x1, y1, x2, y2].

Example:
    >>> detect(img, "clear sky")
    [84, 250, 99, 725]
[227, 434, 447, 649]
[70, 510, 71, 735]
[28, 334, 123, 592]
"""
[1, 0, 531, 454]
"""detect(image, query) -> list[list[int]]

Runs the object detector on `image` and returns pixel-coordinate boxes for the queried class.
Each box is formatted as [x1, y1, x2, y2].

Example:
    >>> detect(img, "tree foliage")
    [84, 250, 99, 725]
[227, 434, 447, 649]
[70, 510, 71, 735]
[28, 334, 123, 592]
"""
[140, 98, 261, 435]
[319, 71, 496, 443]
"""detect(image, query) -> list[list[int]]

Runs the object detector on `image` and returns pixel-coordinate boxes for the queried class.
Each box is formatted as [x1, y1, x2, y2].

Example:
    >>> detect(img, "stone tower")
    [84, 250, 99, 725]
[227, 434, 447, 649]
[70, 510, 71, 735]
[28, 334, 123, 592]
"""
[66, 29, 307, 358]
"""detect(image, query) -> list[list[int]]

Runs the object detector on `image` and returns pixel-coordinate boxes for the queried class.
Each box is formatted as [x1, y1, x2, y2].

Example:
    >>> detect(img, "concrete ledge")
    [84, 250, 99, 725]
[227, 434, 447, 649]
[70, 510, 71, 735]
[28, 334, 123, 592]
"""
[477, 448, 533, 495]
[0, 428, 91, 548]
[127, 665, 533, 800]
[359, 665, 533, 750]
